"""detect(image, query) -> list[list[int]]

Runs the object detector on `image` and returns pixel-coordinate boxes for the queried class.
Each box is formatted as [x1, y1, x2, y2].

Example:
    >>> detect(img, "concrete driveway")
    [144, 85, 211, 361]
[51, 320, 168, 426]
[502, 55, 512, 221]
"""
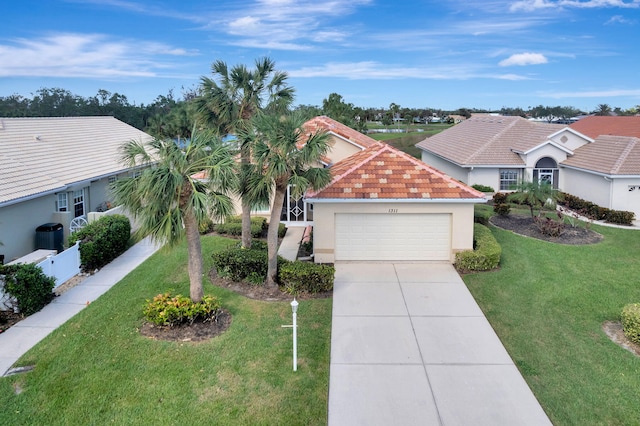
[327, 263, 551, 426]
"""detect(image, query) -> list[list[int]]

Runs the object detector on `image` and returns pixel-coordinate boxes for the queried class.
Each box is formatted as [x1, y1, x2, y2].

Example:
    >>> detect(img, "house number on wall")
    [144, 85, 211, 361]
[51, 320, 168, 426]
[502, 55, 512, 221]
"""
[388, 208, 398, 213]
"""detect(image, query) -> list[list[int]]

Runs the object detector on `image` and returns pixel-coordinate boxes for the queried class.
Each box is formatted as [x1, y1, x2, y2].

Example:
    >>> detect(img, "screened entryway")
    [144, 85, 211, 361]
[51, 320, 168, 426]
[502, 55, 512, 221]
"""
[533, 157, 559, 189]
[280, 185, 313, 223]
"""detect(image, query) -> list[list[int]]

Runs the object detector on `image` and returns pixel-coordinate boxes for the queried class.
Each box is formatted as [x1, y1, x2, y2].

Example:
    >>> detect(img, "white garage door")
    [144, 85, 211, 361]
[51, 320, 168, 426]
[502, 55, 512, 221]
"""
[335, 213, 451, 261]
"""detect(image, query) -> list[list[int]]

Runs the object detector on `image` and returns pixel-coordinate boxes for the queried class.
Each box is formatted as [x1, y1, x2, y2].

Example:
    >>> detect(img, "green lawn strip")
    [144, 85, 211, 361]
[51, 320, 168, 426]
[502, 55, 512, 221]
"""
[0, 236, 331, 426]
[464, 224, 640, 425]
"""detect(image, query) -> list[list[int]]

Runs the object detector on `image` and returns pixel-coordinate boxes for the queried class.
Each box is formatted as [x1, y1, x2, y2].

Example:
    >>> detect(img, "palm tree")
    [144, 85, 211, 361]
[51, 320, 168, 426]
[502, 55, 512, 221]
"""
[508, 180, 560, 218]
[242, 111, 332, 287]
[195, 57, 294, 249]
[111, 130, 237, 302]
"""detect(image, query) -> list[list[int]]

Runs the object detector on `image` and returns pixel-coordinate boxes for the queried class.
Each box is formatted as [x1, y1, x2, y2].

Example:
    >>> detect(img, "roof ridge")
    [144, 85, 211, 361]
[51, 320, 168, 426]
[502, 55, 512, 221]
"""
[610, 136, 639, 174]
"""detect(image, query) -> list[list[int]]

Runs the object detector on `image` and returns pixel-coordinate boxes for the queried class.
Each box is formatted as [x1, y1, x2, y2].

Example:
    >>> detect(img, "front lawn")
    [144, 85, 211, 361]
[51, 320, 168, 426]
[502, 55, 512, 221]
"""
[464, 223, 640, 425]
[0, 236, 332, 425]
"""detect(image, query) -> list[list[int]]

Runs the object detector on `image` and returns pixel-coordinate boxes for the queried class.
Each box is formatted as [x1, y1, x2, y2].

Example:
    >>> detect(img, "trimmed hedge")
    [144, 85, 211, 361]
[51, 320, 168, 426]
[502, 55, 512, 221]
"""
[559, 192, 635, 225]
[214, 216, 267, 238]
[474, 204, 493, 225]
[212, 245, 289, 284]
[454, 223, 501, 272]
[68, 215, 131, 272]
[621, 303, 640, 345]
[0, 263, 55, 315]
[472, 184, 495, 193]
[279, 262, 335, 295]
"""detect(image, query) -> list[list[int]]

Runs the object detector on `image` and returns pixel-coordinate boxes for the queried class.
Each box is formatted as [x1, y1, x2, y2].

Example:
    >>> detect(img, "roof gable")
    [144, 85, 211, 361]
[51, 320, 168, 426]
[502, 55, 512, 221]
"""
[307, 143, 485, 201]
[303, 116, 378, 150]
[569, 116, 640, 139]
[416, 116, 564, 166]
[0, 117, 153, 205]
[562, 135, 640, 175]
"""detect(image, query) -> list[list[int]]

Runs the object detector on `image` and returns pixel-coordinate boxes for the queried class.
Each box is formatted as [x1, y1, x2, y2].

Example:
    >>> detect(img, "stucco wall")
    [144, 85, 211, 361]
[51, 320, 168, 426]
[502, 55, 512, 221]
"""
[326, 135, 363, 164]
[468, 168, 499, 191]
[0, 195, 59, 262]
[310, 202, 476, 263]
[421, 151, 469, 183]
[561, 168, 611, 208]
[611, 178, 640, 219]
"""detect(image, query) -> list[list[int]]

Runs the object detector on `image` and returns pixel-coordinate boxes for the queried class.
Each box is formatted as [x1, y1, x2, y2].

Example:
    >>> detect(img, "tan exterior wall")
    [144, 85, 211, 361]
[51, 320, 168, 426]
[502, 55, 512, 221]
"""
[326, 135, 364, 164]
[311, 202, 476, 263]
[421, 151, 469, 183]
[561, 168, 611, 208]
[468, 168, 499, 191]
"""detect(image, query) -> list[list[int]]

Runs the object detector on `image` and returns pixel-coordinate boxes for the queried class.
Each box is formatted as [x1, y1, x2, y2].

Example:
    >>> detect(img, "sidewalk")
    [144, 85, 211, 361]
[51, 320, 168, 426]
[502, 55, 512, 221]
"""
[277, 225, 305, 261]
[0, 237, 161, 376]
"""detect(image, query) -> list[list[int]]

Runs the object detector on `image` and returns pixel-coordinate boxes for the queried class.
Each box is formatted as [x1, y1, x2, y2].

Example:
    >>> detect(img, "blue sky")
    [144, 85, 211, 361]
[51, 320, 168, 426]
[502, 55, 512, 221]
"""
[1, 0, 639, 111]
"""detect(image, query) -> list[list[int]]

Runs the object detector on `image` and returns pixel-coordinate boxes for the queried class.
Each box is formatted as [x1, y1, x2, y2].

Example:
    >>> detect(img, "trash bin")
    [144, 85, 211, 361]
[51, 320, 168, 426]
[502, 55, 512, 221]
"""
[35, 223, 64, 253]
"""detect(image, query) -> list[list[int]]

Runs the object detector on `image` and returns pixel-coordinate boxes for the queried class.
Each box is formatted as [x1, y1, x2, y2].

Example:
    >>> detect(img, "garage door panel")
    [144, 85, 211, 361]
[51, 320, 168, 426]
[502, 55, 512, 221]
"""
[335, 213, 451, 261]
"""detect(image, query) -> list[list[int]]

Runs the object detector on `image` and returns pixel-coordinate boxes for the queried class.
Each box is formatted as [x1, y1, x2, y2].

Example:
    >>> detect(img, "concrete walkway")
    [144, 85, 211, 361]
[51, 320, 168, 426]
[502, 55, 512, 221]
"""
[0, 237, 161, 376]
[328, 262, 551, 426]
[277, 225, 305, 261]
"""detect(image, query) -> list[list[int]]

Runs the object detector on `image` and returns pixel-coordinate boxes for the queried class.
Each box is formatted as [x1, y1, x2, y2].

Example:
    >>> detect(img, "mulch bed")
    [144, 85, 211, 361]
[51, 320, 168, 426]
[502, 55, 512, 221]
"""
[489, 213, 603, 245]
[139, 309, 232, 342]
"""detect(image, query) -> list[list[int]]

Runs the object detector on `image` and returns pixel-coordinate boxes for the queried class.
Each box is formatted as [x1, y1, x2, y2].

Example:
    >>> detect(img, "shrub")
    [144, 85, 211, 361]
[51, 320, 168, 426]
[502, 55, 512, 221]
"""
[143, 293, 221, 326]
[278, 262, 335, 295]
[621, 303, 640, 345]
[0, 263, 55, 315]
[199, 217, 214, 234]
[493, 203, 511, 216]
[492, 192, 508, 205]
[558, 192, 634, 224]
[68, 215, 131, 272]
[212, 245, 289, 283]
[214, 216, 267, 238]
[472, 184, 494, 193]
[604, 210, 635, 226]
[454, 224, 501, 272]
[533, 216, 565, 237]
[278, 223, 287, 238]
[474, 205, 492, 225]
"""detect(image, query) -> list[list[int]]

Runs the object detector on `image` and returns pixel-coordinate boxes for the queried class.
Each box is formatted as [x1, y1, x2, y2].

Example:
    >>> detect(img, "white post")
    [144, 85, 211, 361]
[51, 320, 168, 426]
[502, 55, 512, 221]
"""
[291, 299, 298, 372]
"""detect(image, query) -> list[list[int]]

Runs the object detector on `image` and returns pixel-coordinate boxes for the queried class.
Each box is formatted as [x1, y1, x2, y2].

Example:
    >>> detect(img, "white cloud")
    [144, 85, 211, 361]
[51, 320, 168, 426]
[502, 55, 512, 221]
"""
[0, 33, 191, 78]
[498, 73, 534, 80]
[605, 14, 637, 23]
[499, 52, 548, 66]
[510, 0, 640, 12]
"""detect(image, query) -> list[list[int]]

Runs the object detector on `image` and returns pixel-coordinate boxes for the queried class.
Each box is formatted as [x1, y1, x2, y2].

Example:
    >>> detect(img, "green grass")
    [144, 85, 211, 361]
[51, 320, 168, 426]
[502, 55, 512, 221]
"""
[369, 124, 453, 158]
[0, 236, 332, 425]
[464, 222, 640, 425]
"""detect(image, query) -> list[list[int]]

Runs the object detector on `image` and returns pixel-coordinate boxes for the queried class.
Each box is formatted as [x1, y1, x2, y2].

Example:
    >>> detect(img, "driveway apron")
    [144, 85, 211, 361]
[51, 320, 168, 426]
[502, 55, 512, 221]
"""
[328, 263, 551, 426]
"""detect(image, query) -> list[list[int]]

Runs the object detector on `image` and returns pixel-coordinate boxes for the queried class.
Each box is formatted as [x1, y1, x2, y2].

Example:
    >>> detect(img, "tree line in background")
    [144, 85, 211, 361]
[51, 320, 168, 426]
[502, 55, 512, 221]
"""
[1, 86, 639, 139]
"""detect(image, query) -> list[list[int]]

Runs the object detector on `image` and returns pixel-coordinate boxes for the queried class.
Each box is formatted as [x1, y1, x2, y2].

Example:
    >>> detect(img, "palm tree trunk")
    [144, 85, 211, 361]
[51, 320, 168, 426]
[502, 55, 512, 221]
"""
[240, 143, 252, 249]
[265, 187, 287, 288]
[184, 210, 204, 302]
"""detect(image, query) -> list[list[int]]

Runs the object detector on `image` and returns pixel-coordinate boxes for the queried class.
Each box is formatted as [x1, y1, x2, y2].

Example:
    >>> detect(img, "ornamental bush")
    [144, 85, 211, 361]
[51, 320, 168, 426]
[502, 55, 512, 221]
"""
[278, 262, 335, 295]
[68, 214, 131, 272]
[471, 184, 495, 193]
[212, 244, 289, 283]
[474, 205, 492, 225]
[1, 263, 55, 315]
[143, 293, 221, 326]
[621, 303, 640, 345]
[214, 216, 267, 238]
[454, 223, 501, 272]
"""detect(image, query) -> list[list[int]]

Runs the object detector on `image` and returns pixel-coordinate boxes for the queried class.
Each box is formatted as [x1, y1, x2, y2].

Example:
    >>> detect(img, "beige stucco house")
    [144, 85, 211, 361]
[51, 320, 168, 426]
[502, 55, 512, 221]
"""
[306, 142, 486, 263]
[0, 117, 153, 262]
[416, 115, 640, 219]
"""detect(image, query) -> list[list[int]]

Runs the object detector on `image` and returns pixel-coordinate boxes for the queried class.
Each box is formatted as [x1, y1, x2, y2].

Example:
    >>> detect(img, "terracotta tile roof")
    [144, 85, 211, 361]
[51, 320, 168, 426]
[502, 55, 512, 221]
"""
[569, 116, 640, 139]
[0, 117, 153, 205]
[302, 116, 378, 149]
[307, 143, 485, 200]
[416, 116, 564, 166]
[562, 135, 640, 175]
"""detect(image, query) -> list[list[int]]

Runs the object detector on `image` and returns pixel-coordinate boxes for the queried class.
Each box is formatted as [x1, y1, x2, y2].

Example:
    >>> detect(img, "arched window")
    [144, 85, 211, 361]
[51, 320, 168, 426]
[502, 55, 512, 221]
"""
[533, 157, 559, 189]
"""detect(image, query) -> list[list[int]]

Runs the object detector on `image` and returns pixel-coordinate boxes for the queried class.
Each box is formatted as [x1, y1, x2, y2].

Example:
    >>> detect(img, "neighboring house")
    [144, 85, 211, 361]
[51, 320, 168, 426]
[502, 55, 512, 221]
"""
[306, 142, 486, 263]
[0, 117, 153, 262]
[416, 115, 640, 219]
[274, 116, 380, 224]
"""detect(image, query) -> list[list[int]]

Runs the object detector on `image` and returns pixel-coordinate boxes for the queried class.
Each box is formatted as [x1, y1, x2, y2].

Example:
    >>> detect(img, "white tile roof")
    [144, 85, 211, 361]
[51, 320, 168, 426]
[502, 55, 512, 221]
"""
[0, 117, 153, 205]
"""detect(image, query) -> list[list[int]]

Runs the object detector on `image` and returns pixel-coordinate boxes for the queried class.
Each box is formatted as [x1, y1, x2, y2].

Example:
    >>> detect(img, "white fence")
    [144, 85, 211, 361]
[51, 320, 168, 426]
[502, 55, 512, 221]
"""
[36, 241, 81, 289]
[1, 242, 81, 311]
